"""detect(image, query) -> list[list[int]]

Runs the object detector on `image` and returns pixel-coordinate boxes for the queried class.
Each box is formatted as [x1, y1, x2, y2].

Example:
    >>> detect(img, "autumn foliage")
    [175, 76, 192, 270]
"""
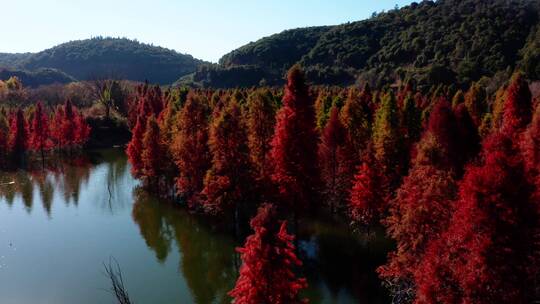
[0, 99, 89, 169]
[229, 203, 307, 304]
[269, 66, 319, 213]
[119, 67, 539, 302]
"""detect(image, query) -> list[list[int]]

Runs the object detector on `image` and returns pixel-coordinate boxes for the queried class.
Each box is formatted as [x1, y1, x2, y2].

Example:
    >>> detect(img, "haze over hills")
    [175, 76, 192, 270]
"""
[1, 0, 539, 89]
[0, 37, 206, 86]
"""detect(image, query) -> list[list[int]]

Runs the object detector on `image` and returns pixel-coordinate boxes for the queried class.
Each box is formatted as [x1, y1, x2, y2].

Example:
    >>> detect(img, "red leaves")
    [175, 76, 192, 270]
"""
[319, 106, 355, 212]
[229, 203, 308, 304]
[501, 72, 532, 135]
[201, 100, 251, 215]
[126, 116, 145, 177]
[8, 108, 28, 160]
[171, 93, 210, 206]
[51, 99, 90, 150]
[380, 164, 456, 281]
[141, 115, 166, 181]
[270, 66, 319, 212]
[28, 102, 52, 154]
[349, 162, 381, 227]
[414, 132, 539, 304]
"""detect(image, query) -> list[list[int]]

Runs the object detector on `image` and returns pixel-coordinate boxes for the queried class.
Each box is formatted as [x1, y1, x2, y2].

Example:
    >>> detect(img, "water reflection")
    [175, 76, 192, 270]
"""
[132, 189, 238, 303]
[0, 148, 390, 304]
[131, 187, 391, 304]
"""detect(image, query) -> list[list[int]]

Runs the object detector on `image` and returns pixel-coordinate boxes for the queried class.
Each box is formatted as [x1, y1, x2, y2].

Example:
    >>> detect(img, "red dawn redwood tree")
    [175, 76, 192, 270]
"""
[319, 106, 355, 213]
[201, 100, 251, 216]
[501, 72, 532, 135]
[74, 110, 91, 147]
[50, 106, 64, 149]
[380, 160, 457, 288]
[29, 102, 52, 166]
[340, 86, 372, 157]
[126, 115, 144, 177]
[0, 113, 7, 168]
[270, 65, 319, 214]
[349, 157, 382, 227]
[372, 91, 404, 195]
[414, 131, 539, 304]
[141, 115, 166, 188]
[463, 82, 487, 127]
[8, 108, 28, 166]
[453, 103, 480, 174]
[246, 89, 276, 183]
[522, 103, 540, 177]
[171, 93, 210, 208]
[61, 99, 76, 150]
[229, 203, 307, 304]
[379, 98, 463, 298]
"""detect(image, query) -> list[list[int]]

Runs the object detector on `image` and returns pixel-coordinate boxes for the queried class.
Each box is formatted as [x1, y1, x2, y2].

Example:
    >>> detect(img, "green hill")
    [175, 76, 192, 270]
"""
[185, 0, 540, 88]
[1, 37, 206, 85]
[0, 68, 75, 87]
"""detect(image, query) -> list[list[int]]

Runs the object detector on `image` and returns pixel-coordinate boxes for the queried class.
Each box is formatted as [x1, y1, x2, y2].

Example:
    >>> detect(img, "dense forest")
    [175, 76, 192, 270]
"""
[185, 0, 540, 88]
[0, 68, 75, 87]
[119, 64, 540, 303]
[1, 0, 539, 303]
[0, 37, 205, 85]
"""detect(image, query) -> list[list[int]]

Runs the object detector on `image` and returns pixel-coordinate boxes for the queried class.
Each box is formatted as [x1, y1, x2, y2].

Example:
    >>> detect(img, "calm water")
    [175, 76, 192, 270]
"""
[0, 149, 391, 304]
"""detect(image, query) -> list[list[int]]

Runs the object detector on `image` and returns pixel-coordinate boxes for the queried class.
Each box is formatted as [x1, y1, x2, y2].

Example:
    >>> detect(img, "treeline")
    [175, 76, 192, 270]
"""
[187, 0, 540, 89]
[125, 64, 540, 303]
[0, 99, 91, 169]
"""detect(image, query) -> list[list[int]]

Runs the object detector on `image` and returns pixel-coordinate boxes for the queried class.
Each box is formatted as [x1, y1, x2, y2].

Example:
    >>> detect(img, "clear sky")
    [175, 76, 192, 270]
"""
[2, 0, 414, 62]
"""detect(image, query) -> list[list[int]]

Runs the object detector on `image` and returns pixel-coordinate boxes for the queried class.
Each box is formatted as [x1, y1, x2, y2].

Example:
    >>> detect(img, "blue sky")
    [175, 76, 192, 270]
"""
[2, 0, 414, 62]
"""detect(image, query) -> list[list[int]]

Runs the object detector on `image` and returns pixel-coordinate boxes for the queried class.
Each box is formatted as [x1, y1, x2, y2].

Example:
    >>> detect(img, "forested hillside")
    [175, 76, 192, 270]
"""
[186, 0, 540, 88]
[0, 37, 206, 85]
[0, 68, 75, 87]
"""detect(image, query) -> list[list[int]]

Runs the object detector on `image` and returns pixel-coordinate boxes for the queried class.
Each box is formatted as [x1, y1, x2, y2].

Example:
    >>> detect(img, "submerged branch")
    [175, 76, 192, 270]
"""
[103, 257, 133, 304]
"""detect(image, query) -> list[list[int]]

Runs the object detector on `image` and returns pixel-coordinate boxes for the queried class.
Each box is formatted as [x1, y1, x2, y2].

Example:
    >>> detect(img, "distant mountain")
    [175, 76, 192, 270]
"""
[0, 53, 33, 68]
[184, 0, 540, 89]
[0, 37, 206, 85]
[0, 68, 75, 87]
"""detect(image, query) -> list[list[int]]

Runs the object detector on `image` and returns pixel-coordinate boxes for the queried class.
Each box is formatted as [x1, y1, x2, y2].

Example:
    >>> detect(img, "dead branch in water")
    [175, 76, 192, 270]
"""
[103, 257, 133, 304]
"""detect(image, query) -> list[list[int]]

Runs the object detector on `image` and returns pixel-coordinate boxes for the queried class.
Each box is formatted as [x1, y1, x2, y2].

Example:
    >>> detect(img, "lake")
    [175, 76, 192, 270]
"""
[0, 148, 391, 304]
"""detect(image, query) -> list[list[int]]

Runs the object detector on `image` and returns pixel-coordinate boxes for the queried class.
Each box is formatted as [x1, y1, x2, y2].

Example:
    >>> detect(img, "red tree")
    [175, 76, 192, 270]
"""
[62, 99, 76, 149]
[126, 116, 145, 177]
[420, 98, 458, 171]
[246, 89, 276, 184]
[319, 106, 355, 213]
[141, 115, 166, 188]
[340, 87, 372, 158]
[270, 66, 319, 214]
[501, 72, 532, 135]
[74, 110, 91, 147]
[29, 102, 52, 165]
[349, 159, 382, 227]
[414, 132, 539, 304]
[201, 100, 251, 216]
[229, 203, 307, 304]
[171, 93, 210, 208]
[0, 113, 7, 168]
[8, 108, 28, 165]
[380, 164, 457, 284]
[453, 103, 480, 174]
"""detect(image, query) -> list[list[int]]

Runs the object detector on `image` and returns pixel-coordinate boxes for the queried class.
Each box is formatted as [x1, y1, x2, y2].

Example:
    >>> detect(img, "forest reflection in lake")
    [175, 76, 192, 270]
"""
[0, 148, 391, 304]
